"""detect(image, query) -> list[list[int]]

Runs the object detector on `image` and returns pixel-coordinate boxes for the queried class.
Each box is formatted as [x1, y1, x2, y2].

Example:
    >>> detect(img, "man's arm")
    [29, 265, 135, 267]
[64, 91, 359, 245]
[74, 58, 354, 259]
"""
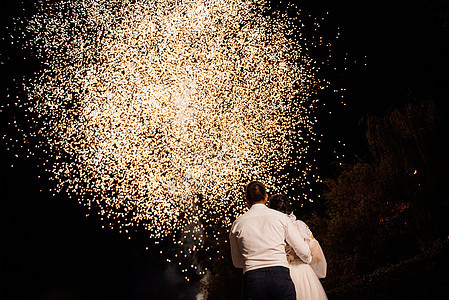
[285, 218, 312, 264]
[229, 224, 245, 268]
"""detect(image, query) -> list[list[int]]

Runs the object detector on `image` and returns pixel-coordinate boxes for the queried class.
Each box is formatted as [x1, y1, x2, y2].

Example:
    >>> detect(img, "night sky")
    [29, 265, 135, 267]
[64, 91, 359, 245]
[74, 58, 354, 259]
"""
[1, 0, 448, 299]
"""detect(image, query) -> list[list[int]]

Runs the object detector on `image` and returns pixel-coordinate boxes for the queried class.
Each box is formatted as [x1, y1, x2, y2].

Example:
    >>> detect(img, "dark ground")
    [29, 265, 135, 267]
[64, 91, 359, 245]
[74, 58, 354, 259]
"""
[325, 240, 449, 300]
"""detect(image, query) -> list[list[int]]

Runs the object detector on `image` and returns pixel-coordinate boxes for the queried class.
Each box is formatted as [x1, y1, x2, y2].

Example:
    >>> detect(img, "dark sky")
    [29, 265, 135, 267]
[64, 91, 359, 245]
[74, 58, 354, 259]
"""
[1, 0, 448, 299]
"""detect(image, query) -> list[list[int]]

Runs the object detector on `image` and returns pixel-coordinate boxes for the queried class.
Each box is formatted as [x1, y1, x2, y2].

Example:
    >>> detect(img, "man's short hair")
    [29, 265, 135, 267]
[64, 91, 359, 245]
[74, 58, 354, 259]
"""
[245, 181, 267, 205]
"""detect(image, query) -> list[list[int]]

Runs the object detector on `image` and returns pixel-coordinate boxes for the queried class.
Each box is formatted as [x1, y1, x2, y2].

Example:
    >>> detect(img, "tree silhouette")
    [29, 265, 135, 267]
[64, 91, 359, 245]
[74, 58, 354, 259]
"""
[310, 100, 449, 289]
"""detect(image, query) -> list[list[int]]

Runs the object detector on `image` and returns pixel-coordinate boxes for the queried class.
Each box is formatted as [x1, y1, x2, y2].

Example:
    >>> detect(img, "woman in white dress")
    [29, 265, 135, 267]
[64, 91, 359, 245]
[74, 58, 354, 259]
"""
[269, 194, 328, 300]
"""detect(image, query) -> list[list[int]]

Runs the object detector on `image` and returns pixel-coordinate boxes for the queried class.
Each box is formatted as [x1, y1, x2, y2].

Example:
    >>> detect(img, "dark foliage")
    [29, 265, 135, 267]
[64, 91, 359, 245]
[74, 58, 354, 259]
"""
[308, 100, 449, 290]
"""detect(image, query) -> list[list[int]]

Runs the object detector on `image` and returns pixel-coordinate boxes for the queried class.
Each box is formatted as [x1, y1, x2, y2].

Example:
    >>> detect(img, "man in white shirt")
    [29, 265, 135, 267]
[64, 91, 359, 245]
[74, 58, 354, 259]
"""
[229, 181, 312, 300]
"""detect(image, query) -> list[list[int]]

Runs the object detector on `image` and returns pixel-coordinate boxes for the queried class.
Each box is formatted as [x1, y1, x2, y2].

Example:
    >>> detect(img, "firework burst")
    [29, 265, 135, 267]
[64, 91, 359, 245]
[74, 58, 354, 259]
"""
[3, 0, 322, 262]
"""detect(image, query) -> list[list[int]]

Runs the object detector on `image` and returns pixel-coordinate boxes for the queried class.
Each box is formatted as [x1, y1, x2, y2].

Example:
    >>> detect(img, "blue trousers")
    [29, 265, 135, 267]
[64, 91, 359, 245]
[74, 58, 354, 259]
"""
[242, 266, 296, 300]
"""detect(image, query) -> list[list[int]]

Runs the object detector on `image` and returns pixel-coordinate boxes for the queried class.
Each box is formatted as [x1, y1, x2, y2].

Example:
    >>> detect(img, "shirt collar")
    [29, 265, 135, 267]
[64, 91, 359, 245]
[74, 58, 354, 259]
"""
[250, 203, 267, 210]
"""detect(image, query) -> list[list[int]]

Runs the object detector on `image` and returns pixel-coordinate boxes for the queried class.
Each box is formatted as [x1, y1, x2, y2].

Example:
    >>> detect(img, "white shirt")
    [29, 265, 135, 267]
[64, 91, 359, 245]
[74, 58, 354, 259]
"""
[229, 203, 312, 273]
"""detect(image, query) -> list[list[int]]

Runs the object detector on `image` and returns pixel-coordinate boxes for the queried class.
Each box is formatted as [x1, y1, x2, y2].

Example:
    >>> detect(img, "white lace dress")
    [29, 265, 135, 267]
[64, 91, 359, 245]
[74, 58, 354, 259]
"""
[286, 213, 328, 300]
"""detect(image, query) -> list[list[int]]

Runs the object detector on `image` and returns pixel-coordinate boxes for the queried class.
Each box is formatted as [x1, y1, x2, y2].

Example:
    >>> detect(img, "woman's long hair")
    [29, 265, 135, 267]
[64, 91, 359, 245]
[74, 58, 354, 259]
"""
[269, 194, 293, 215]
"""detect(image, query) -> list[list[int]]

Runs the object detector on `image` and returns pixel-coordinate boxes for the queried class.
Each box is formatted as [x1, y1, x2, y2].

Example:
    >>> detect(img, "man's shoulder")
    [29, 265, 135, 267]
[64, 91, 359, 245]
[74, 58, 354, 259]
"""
[265, 207, 289, 219]
[233, 209, 251, 223]
[231, 210, 247, 225]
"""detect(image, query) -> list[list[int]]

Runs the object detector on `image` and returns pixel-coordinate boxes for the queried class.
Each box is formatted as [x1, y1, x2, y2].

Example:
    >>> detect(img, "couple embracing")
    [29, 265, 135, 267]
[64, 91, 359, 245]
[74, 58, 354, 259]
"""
[229, 181, 327, 300]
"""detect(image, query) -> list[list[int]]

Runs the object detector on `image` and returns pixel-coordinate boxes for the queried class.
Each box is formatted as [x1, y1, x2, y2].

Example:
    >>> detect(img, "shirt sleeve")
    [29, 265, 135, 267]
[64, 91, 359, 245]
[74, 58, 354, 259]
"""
[229, 223, 245, 268]
[285, 218, 312, 264]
